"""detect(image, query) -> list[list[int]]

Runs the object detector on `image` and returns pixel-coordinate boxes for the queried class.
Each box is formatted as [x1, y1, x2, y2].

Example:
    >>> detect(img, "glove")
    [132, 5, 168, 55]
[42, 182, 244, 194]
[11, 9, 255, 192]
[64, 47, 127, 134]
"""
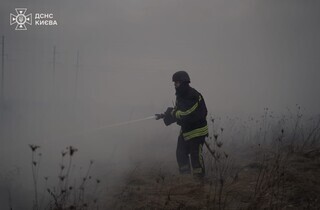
[155, 113, 165, 120]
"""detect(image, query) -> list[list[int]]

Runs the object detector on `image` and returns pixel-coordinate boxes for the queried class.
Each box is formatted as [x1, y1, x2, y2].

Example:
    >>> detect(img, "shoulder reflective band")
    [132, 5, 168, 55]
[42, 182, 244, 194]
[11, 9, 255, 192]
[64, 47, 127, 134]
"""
[175, 95, 202, 119]
[182, 125, 208, 140]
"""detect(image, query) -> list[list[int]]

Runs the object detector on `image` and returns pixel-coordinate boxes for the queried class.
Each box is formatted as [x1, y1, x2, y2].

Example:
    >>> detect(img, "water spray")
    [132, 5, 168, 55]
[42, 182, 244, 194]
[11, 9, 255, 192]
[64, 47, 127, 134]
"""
[66, 115, 157, 138]
[86, 115, 156, 131]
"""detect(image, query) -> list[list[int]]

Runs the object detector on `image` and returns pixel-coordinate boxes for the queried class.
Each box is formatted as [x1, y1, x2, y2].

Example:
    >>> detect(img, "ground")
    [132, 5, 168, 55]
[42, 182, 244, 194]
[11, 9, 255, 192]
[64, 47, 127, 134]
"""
[105, 148, 320, 210]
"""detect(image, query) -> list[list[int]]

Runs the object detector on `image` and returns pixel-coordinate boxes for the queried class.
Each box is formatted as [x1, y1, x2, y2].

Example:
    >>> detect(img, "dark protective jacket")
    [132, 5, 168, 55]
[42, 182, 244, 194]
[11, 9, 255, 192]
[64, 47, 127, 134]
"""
[164, 86, 208, 140]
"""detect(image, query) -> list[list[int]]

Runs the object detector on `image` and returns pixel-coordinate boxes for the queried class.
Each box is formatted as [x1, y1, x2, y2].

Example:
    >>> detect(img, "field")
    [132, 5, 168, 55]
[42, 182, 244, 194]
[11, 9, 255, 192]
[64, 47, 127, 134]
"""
[3, 108, 320, 210]
[107, 146, 320, 209]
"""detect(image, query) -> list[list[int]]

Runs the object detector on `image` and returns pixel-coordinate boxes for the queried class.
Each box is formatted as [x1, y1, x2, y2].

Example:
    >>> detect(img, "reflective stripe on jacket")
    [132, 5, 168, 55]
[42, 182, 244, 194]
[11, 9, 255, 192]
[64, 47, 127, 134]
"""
[173, 87, 208, 140]
[182, 124, 208, 140]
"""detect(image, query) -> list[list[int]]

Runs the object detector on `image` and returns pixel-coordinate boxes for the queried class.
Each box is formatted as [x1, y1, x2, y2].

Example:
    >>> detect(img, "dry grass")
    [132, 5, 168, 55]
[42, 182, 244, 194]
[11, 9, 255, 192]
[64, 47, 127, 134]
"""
[105, 147, 320, 210]
[23, 110, 320, 209]
[105, 111, 320, 209]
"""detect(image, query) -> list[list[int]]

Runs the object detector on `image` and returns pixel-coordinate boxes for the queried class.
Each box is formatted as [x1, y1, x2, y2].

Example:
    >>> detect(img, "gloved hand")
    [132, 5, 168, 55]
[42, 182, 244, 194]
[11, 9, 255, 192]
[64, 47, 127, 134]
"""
[155, 113, 165, 120]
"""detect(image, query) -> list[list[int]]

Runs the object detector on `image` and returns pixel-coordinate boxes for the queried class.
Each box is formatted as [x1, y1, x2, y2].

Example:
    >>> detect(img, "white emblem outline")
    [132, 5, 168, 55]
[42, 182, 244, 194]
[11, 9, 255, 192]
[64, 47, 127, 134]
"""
[10, 8, 32, 30]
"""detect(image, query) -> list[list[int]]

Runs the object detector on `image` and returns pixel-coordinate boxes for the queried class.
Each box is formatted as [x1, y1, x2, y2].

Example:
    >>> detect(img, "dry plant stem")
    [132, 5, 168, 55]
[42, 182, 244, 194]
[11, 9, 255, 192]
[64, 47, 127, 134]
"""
[31, 150, 39, 210]
[263, 109, 269, 144]
[250, 145, 287, 209]
[205, 141, 219, 162]
[58, 153, 65, 191]
[78, 160, 93, 204]
[302, 117, 320, 150]
[218, 178, 224, 210]
[206, 181, 213, 208]
[39, 177, 48, 210]
[253, 154, 266, 200]
[28, 145, 102, 209]
[64, 154, 73, 190]
[59, 154, 73, 208]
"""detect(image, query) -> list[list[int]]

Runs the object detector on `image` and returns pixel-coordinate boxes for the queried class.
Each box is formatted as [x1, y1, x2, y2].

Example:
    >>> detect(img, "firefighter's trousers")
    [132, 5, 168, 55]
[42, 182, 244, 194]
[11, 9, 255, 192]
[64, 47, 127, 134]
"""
[176, 134, 205, 177]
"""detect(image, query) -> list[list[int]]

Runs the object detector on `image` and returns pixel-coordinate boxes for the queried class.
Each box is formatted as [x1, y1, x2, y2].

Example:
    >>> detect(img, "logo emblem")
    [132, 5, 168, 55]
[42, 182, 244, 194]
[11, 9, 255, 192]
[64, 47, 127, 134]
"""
[10, 8, 32, 30]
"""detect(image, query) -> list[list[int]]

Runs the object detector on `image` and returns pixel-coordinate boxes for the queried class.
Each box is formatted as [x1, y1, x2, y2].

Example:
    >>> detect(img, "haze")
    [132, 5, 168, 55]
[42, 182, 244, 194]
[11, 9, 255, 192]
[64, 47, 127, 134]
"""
[0, 0, 320, 208]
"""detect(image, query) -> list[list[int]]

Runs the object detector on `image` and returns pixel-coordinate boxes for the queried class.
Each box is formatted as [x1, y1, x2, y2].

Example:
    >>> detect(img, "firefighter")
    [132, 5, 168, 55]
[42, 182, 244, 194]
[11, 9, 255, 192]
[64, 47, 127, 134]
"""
[156, 71, 208, 178]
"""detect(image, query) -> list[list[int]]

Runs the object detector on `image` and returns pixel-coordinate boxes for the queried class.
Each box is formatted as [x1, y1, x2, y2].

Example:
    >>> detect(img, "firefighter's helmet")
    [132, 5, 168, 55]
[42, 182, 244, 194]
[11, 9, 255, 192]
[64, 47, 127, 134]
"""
[172, 71, 190, 83]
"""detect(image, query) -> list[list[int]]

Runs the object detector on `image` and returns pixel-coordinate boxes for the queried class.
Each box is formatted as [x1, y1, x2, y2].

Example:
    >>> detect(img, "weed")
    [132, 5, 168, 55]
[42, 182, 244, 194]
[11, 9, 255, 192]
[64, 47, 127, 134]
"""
[28, 145, 102, 210]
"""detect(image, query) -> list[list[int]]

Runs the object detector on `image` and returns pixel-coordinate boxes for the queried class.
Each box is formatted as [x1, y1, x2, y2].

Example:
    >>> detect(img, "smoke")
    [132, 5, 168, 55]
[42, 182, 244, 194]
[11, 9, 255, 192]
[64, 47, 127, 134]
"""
[1, 0, 320, 208]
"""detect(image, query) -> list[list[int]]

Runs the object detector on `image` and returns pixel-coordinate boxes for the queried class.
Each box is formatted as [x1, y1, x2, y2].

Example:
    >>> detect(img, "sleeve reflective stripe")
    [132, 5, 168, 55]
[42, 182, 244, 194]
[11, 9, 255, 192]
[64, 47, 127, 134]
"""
[171, 109, 175, 116]
[182, 125, 208, 140]
[175, 95, 202, 119]
[171, 103, 177, 117]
